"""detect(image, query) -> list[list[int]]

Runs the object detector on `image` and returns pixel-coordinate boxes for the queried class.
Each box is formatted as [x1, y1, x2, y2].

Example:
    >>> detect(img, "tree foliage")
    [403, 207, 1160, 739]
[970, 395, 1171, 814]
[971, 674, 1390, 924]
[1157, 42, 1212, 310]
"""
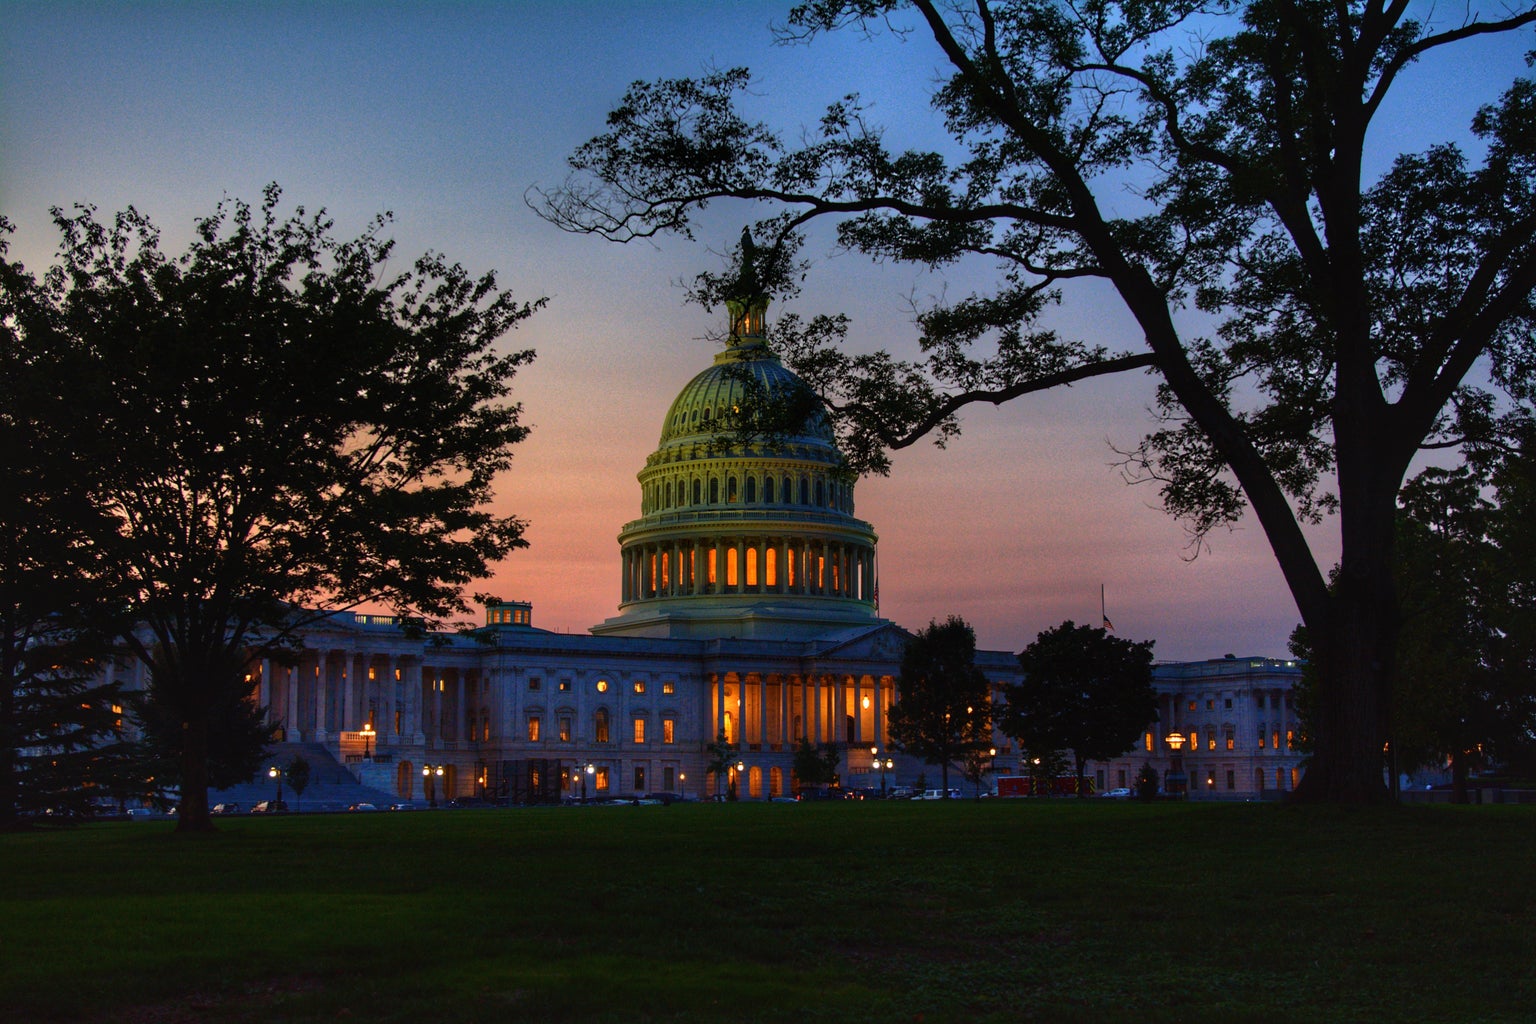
[887, 616, 993, 796]
[1392, 424, 1536, 797]
[1001, 620, 1157, 796]
[791, 738, 842, 791]
[1, 221, 138, 828]
[537, 1, 1536, 803]
[4, 186, 540, 831]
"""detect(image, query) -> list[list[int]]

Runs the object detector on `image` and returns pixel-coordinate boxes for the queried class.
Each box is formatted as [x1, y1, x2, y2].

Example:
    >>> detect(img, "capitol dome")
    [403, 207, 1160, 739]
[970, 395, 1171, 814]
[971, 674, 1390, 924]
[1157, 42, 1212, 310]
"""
[592, 292, 882, 640]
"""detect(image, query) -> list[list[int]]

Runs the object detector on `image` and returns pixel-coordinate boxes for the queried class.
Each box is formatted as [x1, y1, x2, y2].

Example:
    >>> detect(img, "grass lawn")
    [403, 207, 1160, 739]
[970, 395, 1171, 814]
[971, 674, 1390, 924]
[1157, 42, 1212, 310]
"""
[2, 800, 1532, 1023]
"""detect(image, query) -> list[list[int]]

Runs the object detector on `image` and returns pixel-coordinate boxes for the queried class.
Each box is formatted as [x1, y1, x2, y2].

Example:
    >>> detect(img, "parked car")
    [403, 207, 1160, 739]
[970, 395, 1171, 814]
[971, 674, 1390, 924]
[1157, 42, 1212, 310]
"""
[250, 800, 288, 814]
[348, 802, 378, 812]
[211, 802, 240, 815]
[1100, 787, 1133, 799]
[125, 807, 158, 819]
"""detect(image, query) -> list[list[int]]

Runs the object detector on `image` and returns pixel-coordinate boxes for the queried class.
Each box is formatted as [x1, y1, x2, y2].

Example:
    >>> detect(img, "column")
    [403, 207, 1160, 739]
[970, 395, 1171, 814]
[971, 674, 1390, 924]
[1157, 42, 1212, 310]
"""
[286, 663, 300, 742]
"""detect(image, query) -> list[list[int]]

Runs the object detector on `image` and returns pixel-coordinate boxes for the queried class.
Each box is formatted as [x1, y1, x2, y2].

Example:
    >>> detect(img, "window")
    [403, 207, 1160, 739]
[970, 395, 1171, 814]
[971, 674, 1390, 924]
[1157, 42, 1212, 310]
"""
[633, 717, 646, 744]
[527, 716, 540, 742]
[1258, 727, 1266, 749]
[1206, 698, 1215, 710]
[1144, 731, 1152, 752]
[559, 715, 571, 742]
[1225, 730, 1235, 751]
[1207, 734, 1217, 751]
[663, 681, 675, 695]
[663, 718, 675, 744]
[595, 766, 610, 791]
[634, 766, 646, 792]
[1226, 770, 1236, 790]
[528, 677, 541, 692]
[595, 709, 610, 743]
[633, 680, 646, 695]
[596, 679, 609, 693]
[1286, 729, 1295, 750]
[1187, 700, 1197, 712]
[559, 679, 571, 692]
[1190, 730, 1198, 749]
[1224, 697, 1233, 709]
[663, 766, 675, 791]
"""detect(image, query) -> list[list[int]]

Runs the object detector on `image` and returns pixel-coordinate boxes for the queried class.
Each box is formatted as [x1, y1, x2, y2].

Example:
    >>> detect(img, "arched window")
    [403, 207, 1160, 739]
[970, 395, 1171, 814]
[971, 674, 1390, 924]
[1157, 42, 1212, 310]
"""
[764, 477, 775, 503]
[693, 479, 702, 504]
[799, 478, 809, 504]
[710, 478, 720, 503]
[746, 477, 756, 503]
[728, 476, 739, 502]
[816, 479, 825, 506]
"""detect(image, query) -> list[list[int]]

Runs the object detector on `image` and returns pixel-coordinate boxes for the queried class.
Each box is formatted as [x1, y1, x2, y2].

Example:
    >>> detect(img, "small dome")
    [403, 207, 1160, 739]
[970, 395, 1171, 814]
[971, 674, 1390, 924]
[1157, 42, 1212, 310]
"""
[657, 348, 834, 447]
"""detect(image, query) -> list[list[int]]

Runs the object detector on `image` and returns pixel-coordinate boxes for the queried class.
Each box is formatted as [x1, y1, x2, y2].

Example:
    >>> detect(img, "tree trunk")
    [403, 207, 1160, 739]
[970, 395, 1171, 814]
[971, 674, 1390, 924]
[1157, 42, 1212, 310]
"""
[1451, 750, 1470, 805]
[174, 716, 215, 833]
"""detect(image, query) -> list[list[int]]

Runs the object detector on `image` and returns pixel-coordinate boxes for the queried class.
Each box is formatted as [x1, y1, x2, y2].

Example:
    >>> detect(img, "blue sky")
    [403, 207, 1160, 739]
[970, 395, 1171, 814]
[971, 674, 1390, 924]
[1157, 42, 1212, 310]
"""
[4, 1, 1531, 657]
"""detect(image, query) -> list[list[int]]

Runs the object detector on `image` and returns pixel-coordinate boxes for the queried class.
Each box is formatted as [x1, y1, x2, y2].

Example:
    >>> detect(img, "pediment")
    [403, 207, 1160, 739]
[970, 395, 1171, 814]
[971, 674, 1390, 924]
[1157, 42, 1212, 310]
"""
[807, 622, 913, 664]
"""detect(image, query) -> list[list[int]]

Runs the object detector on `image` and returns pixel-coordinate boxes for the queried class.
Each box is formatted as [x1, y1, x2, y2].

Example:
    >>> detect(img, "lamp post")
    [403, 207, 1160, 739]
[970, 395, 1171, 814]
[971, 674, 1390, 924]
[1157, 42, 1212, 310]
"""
[359, 723, 376, 761]
[870, 746, 894, 798]
[268, 765, 283, 804]
[732, 760, 746, 800]
[1165, 732, 1187, 799]
[422, 763, 445, 807]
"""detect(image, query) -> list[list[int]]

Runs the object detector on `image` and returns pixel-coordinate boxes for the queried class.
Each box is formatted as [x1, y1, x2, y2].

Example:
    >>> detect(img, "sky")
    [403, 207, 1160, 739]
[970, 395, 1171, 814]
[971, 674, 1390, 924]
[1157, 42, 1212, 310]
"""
[3, 1, 1531, 659]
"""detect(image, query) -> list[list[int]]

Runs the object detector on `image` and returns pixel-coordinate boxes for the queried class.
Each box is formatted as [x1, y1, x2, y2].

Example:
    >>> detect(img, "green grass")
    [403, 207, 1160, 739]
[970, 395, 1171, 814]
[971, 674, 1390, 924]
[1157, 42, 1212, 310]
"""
[3, 801, 1533, 1023]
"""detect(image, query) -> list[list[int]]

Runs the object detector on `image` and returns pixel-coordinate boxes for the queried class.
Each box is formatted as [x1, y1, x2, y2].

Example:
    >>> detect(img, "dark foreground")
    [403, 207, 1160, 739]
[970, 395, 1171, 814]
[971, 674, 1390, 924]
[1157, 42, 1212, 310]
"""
[3, 800, 1532, 1023]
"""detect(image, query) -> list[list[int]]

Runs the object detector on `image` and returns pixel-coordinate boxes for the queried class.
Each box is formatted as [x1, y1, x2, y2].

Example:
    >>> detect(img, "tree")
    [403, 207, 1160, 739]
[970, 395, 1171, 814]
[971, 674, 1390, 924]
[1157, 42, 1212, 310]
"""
[1000, 620, 1157, 797]
[537, 1, 1536, 803]
[0, 222, 136, 829]
[1391, 425, 1536, 800]
[886, 616, 993, 797]
[7, 186, 540, 832]
[791, 738, 841, 792]
[286, 756, 311, 811]
[706, 732, 741, 799]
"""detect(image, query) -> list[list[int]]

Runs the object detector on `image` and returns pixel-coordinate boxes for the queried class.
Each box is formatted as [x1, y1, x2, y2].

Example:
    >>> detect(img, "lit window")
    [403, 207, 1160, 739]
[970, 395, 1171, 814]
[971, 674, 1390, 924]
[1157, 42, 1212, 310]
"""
[595, 709, 610, 743]
[1258, 728, 1266, 749]
[663, 718, 675, 744]
[1206, 698, 1215, 710]
[633, 717, 645, 744]
[1225, 731, 1234, 751]
[529, 677, 541, 691]
[559, 679, 571, 692]
[1207, 735, 1216, 751]
[1144, 731, 1153, 752]
[1187, 700, 1197, 712]
[596, 679, 609, 693]
[595, 766, 610, 791]
[1286, 729, 1295, 750]
[633, 680, 646, 695]
[1190, 730, 1198, 749]
[663, 681, 675, 695]
[527, 717, 540, 742]
[559, 715, 571, 742]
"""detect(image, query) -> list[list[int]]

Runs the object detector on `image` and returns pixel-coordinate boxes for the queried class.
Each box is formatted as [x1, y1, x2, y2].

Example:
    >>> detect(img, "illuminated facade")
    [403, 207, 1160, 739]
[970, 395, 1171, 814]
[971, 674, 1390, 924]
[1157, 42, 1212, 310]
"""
[1093, 656, 1307, 799]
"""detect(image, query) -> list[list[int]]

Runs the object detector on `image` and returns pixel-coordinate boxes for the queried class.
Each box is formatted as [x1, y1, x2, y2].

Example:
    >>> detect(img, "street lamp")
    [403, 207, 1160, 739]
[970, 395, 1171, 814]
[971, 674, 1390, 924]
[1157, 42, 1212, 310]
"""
[573, 761, 595, 802]
[268, 765, 283, 804]
[1165, 732, 1187, 799]
[871, 746, 894, 798]
[733, 760, 746, 800]
[422, 763, 445, 807]
[359, 722, 376, 761]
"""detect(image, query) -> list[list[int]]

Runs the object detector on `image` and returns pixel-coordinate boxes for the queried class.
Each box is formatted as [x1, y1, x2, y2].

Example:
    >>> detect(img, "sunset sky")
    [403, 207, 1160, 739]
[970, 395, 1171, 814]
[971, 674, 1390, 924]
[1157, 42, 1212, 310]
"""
[4, 1, 1529, 659]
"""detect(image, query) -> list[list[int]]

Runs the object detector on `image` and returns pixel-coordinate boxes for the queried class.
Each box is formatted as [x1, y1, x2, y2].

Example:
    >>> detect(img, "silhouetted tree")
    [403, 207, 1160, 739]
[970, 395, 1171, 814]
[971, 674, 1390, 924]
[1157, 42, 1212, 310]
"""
[791, 739, 840, 792]
[6, 186, 540, 832]
[1002, 622, 1156, 797]
[887, 616, 993, 798]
